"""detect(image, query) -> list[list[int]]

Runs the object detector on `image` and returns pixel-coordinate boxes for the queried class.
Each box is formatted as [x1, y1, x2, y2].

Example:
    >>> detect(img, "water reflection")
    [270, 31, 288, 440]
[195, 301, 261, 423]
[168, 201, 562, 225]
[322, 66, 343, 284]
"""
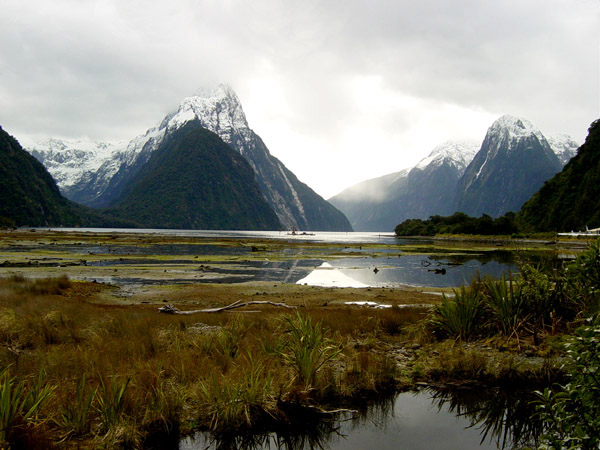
[295, 262, 368, 288]
[430, 388, 542, 450]
[297, 255, 517, 289]
[4, 229, 563, 289]
[180, 388, 540, 450]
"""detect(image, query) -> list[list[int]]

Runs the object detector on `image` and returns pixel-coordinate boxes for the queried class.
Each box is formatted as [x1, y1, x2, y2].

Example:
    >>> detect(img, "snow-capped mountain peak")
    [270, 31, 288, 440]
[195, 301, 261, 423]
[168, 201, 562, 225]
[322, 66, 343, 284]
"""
[478, 114, 553, 168]
[415, 140, 480, 172]
[488, 115, 546, 142]
[546, 133, 579, 165]
[168, 83, 250, 146]
[28, 138, 126, 190]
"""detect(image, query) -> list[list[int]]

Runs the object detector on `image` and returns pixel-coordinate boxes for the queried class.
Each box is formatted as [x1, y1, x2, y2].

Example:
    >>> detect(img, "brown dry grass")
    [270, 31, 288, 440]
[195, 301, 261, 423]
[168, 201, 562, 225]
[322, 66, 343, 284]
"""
[0, 275, 432, 448]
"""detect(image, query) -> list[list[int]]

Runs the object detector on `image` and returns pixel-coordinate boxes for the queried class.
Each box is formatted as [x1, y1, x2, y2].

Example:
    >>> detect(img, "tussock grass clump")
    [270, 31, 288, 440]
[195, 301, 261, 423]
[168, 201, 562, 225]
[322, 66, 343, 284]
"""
[424, 342, 560, 387]
[278, 312, 341, 388]
[428, 287, 484, 341]
[16, 275, 71, 296]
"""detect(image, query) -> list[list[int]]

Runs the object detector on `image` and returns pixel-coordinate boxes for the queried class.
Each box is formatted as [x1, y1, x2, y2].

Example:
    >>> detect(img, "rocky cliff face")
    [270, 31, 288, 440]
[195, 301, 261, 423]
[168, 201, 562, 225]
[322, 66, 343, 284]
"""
[27, 85, 351, 231]
[454, 115, 563, 217]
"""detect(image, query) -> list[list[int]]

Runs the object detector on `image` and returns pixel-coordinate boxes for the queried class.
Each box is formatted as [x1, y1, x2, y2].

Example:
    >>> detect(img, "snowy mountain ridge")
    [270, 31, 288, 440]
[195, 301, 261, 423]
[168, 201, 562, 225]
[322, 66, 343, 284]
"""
[546, 133, 579, 165]
[482, 115, 550, 161]
[455, 114, 565, 217]
[414, 141, 480, 172]
[28, 138, 126, 191]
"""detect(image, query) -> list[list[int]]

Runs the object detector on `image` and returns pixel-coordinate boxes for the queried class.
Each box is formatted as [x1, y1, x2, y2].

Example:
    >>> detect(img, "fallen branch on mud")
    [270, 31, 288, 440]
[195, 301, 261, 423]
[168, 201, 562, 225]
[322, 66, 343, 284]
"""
[158, 299, 297, 314]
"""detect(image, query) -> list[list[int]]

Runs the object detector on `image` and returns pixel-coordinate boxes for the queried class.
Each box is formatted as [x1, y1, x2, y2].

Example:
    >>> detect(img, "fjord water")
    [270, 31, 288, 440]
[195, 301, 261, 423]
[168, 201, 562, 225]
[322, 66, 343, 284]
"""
[181, 388, 539, 450]
[46, 228, 523, 288]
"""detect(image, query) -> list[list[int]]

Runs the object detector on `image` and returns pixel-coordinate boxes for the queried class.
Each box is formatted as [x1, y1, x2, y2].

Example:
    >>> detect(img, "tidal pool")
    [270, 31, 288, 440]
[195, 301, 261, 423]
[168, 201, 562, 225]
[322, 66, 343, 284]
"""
[180, 388, 540, 450]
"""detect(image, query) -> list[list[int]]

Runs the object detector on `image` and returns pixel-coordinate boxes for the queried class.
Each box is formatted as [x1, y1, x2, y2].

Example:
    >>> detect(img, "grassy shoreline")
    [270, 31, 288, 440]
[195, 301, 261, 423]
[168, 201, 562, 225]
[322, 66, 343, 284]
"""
[0, 275, 566, 448]
[0, 229, 593, 448]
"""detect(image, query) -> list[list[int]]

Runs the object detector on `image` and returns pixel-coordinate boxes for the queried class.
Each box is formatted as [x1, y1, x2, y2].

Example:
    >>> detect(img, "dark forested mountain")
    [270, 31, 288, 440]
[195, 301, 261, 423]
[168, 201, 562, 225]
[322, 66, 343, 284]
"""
[329, 142, 479, 231]
[28, 84, 352, 231]
[454, 115, 563, 217]
[0, 126, 133, 228]
[105, 120, 282, 230]
[0, 125, 79, 226]
[517, 118, 600, 231]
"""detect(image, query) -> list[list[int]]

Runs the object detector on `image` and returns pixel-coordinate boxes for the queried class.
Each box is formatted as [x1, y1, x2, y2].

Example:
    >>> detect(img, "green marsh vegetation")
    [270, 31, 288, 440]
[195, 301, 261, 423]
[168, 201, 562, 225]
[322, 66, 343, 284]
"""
[0, 236, 597, 448]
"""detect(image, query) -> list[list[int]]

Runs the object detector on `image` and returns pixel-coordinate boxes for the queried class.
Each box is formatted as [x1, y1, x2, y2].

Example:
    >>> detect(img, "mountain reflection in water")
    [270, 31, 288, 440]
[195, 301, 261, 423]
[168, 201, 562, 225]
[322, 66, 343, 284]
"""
[180, 388, 540, 450]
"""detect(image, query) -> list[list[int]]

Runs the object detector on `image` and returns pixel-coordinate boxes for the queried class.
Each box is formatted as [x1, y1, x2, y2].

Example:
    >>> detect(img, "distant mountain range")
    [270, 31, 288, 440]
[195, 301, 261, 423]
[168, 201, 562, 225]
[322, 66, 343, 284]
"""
[329, 115, 579, 231]
[28, 84, 352, 232]
[329, 141, 479, 231]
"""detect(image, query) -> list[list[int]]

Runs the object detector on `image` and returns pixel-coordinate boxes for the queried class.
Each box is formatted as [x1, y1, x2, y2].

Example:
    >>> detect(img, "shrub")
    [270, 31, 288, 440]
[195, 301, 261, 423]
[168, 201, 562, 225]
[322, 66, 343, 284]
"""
[427, 287, 484, 341]
[278, 312, 341, 388]
[483, 274, 526, 337]
[564, 238, 600, 315]
[535, 314, 600, 449]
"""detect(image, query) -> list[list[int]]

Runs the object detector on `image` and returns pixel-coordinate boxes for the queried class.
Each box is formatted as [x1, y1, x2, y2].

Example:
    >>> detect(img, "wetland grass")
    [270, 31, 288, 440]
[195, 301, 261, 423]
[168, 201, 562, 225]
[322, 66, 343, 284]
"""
[0, 276, 425, 448]
[0, 231, 593, 448]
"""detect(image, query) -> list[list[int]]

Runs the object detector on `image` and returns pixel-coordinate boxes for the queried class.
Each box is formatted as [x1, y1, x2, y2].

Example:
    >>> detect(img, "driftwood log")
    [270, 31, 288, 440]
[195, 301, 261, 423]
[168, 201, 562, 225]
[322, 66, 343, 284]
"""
[158, 299, 296, 314]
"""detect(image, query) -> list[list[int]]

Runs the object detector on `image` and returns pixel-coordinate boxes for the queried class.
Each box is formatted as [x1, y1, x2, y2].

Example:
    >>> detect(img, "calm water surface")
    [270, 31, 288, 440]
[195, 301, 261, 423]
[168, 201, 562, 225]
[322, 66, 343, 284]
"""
[32, 228, 549, 288]
[180, 388, 540, 450]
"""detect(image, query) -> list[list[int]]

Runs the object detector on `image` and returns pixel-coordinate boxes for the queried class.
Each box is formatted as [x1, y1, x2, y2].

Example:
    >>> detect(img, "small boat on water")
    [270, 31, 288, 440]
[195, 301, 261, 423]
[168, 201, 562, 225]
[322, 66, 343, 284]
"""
[287, 227, 315, 236]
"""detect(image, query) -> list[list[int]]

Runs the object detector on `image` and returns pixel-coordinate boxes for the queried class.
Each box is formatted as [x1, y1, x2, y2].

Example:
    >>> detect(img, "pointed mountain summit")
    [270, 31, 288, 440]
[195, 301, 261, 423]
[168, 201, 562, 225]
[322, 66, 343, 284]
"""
[329, 141, 479, 231]
[454, 115, 562, 217]
[159, 84, 351, 231]
[28, 84, 351, 231]
[105, 120, 281, 230]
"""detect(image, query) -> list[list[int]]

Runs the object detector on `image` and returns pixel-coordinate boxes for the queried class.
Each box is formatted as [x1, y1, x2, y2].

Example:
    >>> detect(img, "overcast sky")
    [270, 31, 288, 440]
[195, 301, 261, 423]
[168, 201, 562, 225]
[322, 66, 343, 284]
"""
[1, 0, 599, 198]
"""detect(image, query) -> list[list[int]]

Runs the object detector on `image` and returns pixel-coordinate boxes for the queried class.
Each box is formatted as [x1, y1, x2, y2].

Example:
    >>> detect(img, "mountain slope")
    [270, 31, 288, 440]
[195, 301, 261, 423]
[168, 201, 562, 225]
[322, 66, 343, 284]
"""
[144, 85, 351, 231]
[454, 115, 563, 217]
[0, 126, 134, 228]
[517, 119, 600, 231]
[329, 141, 478, 231]
[28, 138, 126, 202]
[546, 134, 579, 165]
[105, 120, 281, 230]
[29, 85, 351, 231]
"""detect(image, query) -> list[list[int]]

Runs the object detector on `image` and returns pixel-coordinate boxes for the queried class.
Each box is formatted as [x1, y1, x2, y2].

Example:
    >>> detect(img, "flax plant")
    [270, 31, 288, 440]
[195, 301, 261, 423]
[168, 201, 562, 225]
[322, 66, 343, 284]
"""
[96, 376, 131, 432]
[428, 287, 484, 341]
[58, 374, 96, 438]
[0, 367, 55, 444]
[484, 274, 526, 336]
[278, 312, 342, 388]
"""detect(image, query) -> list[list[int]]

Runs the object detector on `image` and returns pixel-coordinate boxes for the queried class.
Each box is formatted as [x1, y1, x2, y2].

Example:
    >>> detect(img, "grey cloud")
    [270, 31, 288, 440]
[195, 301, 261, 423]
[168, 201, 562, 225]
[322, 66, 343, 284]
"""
[0, 0, 597, 164]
